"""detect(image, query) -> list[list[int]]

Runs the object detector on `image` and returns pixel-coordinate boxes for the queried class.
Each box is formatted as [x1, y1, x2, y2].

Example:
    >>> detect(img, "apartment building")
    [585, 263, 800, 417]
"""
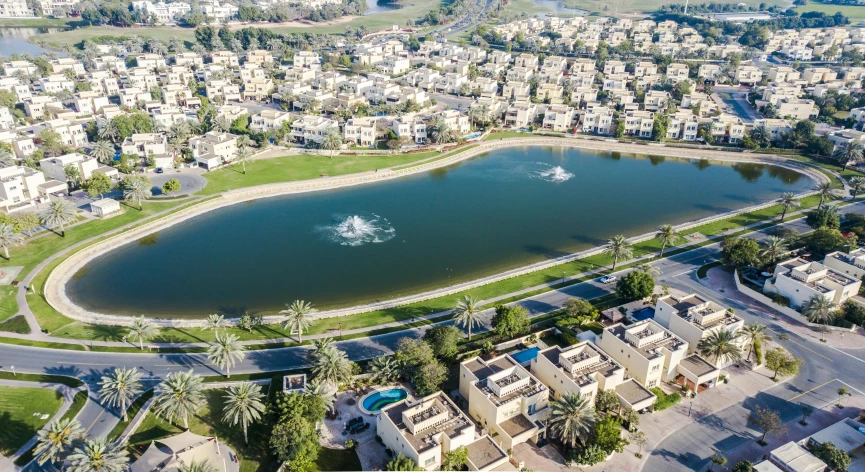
[391, 116, 427, 145]
[666, 112, 699, 141]
[654, 294, 745, 366]
[698, 64, 723, 81]
[767, 257, 861, 308]
[0, 0, 34, 17]
[823, 248, 865, 280]
[753, 118, 793, 142]
[666, 63, 689, 83]
[596, 320, 689, 389]
[459, 355, 550, 452]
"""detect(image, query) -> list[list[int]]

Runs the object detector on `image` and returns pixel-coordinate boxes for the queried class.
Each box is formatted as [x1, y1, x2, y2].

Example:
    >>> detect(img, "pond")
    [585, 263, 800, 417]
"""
[65, 146, 813, 317]
[531, 0, 589, 15]
[0, 27, 67, 57]
[364, 0, 403, 15]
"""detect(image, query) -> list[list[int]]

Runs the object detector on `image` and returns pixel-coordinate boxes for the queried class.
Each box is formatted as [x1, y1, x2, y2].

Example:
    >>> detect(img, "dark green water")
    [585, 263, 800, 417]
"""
[67, 146, 811, 317]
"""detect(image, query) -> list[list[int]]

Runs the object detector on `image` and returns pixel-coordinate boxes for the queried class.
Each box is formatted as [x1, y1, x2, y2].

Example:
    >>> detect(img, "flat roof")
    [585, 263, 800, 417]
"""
[498, 414, 536, 438]
[771, 442, 827, 472]
[615, 379, 656, 407]
[466, 436, 507, 470]
[679, 354, 720, 378]
[807, 419, 865, 453]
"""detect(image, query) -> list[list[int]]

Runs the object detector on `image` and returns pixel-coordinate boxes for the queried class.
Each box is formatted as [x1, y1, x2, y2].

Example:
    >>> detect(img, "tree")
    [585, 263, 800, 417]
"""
[547, 394, 597, 448]
[749, 406, 786, 443]
[0, 223, 24, 260]
[311, 344, 352, 386]
[441, 446, 468, 471]
[66, 438, 128, 472]
[778, 192, 801, 221]
[83, 172, 112, 199]
[800, 405, 814, 425]
[234, 146, 252, 174]
[849, 176, 865, 199]
[453, 294, 482, 340]
[594, 389, 620, 414]
[760, 236, 788, 264]
[280, 300, 316, 343]
[815, 181, 834, 209]
[304, 378, 337, 412]
[368, 356, 400, 384]
[98, 367, 143, 421]
[837, 386, 851, 407]
[422, 325, 461, 360]
[153, 369, 206, 429]
[563, 297, 599, 325]
[270, 416, 320, 470]
[222, 381, 265, 444]
[413, 360, 447, 396]
[802, 294, 837, 340]
[123, 176, 152, 210]
[385, 454, 420, 471]
[39, 198, 77, 237]
[178, 461, 216, 472]
[34, 418, 83, 465]
[812, 441, 852, 471]
[616, 270, 655, 301]
[127, 316, 158, 350]
[207, 332, 245, 378]
[162, 178, 181, 195]
[604, 234, 633, 271]
[698, 328, 743, 366]
[834, 140, 864, 170]
[491, 304, 529, 339]
[205, 313, 226, 333]
[810, 228, 853, 254]
[592, 416, 629, 454]
[740, 323, 771, 362]
[90, 141, 115, 164]
[320, 126, 343, 158]
[721, 237, 761, 268]
[733, 461, 755, 472]
[806, 207, 841, 230]
[764, 347, 801, 380]
[630, 430, 648, 457]
[710, 453, 728, 471]
[655, 224, 682, 257]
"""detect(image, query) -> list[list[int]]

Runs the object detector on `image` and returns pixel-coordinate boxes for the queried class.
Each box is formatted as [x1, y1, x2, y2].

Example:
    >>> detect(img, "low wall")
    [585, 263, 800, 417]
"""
[44, 138, 829, 328]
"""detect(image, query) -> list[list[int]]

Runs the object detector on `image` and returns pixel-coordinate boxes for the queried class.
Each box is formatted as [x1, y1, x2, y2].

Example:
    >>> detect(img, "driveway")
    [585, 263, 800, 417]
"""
[148, 171, 207, 196]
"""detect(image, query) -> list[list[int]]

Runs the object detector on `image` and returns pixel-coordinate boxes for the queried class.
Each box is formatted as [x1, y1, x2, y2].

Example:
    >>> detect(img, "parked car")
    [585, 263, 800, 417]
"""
[156, 167, 164, 174]
[598, 275, 617, 284]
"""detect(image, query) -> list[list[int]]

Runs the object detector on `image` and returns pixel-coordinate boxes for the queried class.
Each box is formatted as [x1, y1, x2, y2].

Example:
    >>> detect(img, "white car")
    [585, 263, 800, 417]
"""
[598, 275, 617, 284]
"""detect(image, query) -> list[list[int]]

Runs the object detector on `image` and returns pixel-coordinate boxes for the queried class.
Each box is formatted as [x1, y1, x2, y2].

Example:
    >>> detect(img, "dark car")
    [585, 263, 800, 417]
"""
[156, 168, 164, 174]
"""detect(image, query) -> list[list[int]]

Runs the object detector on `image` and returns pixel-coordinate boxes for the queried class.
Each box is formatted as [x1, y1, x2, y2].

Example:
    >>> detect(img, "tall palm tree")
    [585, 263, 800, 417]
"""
[212, 116, 231, 133]
[453, 295, 482, 340]
[547, 394, 597, 449]
[740, 322, 771, 362]
[603, 235, 633, 271]
[304, 378, 337, 412]
[0, 223, 24, 260]
[207, 332, 246, 378]
[205, 314, 226, 333]
[802, 294, 836, 341]
[97, 119, 119, 143]
[153, 369, 206, 429]
[760, 236, 788, 264]
[308, 337, 335, 363]
[280, 300, 317, 343]
[320, 126, 343, 158]
[368, 356, 400, 384]
[89, 141, 115, 164]
[39, 198, 77, 237]
[833, 140, 864, 170]
[779, 192, 800, 220]
[635, 263, 661, 276]
[849, 176, 865, 199]
[222, 381, 265, 444]
[34, 418, 83, 465]
[234, 146, 252, 174]
[697, 329, 743, 366]
[311, 346, 352, 386]
[98, 367, 143, 421]
[178, 461, 216, 472]
[814, 182, 834, 210]
[66, 438, 128, 472]
[127, 316, 158, 350]
[123, 177, 152, 210]
[655, 224, 681, 257]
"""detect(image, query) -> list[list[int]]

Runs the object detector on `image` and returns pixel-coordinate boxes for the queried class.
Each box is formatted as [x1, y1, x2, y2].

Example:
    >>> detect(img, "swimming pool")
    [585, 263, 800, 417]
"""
[511, 346, 540, 365]
[631, 307, 655, 322]
[361, 387, 408, 413]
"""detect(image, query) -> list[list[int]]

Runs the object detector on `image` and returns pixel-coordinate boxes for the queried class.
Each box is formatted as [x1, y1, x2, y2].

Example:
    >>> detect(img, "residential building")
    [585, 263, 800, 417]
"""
[767, 257, 862, 308]
[654, 294, 745, 366]
[596, 320, 689, 388]
[823, 248, 865, 280]
[188, 132, 239, 170]
[39, 153, 99, 182]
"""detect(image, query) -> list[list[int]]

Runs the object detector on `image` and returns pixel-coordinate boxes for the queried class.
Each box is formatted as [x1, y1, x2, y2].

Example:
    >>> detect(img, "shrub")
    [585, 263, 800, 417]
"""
[754, 338, 764, 365]
[650, 387, 682, 411]
[570, 444, 608, 466]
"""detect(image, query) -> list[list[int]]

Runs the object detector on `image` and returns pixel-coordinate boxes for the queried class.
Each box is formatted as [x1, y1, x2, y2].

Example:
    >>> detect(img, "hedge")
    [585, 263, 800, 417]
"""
[650, 387, 682, 411]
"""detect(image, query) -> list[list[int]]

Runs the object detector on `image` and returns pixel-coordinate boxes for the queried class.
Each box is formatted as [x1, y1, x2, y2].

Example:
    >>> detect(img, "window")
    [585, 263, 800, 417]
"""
[648, 380, 656, 387]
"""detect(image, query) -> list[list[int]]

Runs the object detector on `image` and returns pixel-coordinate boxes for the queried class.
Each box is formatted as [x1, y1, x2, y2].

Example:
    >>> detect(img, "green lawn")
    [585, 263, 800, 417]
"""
[128, 389, 276, 472]
[795, 3, 865, 20]
[264, 0, 443, 34]
[483, 131, 534, 141]
[33, 26, 197, 50]
[0, 316, 30, 334]
[0, 287, 18, 323]
[0, 386, 64, 456]
[0, 371, 83, 388]
[563, 0, 785, 14]
[14, 390, 89, 467]
[313, 447, 362, 472]
[0, 18, 79, 27]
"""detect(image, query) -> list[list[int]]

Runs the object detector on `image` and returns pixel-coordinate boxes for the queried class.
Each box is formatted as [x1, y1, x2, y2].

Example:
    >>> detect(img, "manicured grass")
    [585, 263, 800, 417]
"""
[0, 371, 83, 388]
[795, 2, 865, 20]
[107, 389, 154, 442]
[0, 18, 79, 27]
[0, 316, 31, 334]
[34, 26, 197, 50]
[563, 0, 785, 14]
[697, 261, 723, 279]
[128, 389, 276, 472]
[13, 389, 89, 467]
[483, 131, 533, 141]
[540, 332, 569, 348]
[651, 387, 682, 411]
[313, 447, 362, 472]
[0, 287, 18, 323]
[0, 386, 64, 456]
[262, 0, 442, 34]
[198, 150, 451, 195]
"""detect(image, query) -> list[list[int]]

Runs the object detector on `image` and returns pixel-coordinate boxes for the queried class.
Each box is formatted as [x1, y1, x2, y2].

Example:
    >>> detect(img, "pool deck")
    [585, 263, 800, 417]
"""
[357, 384, 410, 415]
[320, 390, 379, 449]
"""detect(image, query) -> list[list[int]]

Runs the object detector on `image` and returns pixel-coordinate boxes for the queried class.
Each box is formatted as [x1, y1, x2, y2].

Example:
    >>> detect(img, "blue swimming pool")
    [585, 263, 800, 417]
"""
[631, 307, 655, 321]
[511, 347, 540, 365]
[362, 388, 408, 412]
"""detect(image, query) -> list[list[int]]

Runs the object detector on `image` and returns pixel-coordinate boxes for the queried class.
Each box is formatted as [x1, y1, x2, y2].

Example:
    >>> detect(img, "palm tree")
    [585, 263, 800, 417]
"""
[205, 314, 226, 333]
[453, 295, 482, 340]
[39, 198, 77, 237]
[368, 356, 400, 384]
[428, 117, 454, 144]
[89, 141, 115, 164]
[760, 236, 788, 264]
[814, 182, 834, 209]
[655, 224, 682, 257]
[98, 367, 143, 421]
[740, 322, 771, 362]
[833, 140, 864, 170]
[34, 418, 83, 465]
[850, 176, 865, 199]
[153, 369, 206, 429]
[236, 135, 255, 149]
[603, 235, 633, 271]
[222, 381, 265, 444]
[308, 337, 335, 362]
[97, 119, 119, 143]
[66, 438, 128, 472]
[0, 223, 24, 260]
[234, 146, 252, 174]
[311, 345, 352, 386]
[697, 328, 743, 366]
[178, 461, 216, 472]
[212, 116, 231, 133]
[127, 316, 158, 350]
[635, 263, 661, 276]
[802, 294, 836, 341]
[123, 177, 152, 210]
[547, 394, 597, 448]
[280, 300, 317, 343]
[320, 126, 343, 158]
[304, 378, 337, 412]
[779, 192, 800, 220]
[207, 332, 246, 378]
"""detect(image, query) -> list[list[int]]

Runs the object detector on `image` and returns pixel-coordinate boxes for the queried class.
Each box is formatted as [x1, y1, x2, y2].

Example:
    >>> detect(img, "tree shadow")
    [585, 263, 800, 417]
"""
[522, 245, 570, 260]
[0, 411, 38, 457]
[43, 365, 82, 379]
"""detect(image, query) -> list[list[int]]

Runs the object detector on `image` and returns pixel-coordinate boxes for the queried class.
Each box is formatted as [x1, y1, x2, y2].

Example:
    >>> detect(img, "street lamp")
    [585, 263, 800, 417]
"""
[688, 400, 694, 417]
[11, 366, 15, 376]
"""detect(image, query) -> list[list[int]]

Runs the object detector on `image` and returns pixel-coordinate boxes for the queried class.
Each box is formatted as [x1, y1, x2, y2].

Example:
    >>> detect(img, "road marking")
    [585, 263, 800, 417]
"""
[822, 345, 865, 365]
[767, 331, 832, 362]
[84, 406, 106, 435]
[836, 380, 865, 397]
[56, 361, 114, 366]
[672, 269, 695, 277]
[152, 363, 207, 367]
[788, 378, 837, 402]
